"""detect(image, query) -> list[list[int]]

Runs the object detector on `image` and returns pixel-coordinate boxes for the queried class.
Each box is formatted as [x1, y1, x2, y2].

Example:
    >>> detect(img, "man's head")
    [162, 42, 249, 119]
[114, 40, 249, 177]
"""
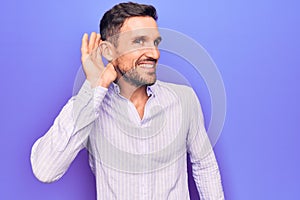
[100, 2, 158, 44]
[99, 2, 161, 87]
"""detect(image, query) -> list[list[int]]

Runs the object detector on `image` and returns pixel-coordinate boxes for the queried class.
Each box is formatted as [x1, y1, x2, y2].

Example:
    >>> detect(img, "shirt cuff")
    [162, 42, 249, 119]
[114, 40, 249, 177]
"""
[77, 80, 108, 109]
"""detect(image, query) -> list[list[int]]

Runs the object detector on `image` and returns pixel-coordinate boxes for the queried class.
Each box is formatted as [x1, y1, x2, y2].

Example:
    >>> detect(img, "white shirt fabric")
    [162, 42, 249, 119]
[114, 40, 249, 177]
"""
[31, 80, 224, 200]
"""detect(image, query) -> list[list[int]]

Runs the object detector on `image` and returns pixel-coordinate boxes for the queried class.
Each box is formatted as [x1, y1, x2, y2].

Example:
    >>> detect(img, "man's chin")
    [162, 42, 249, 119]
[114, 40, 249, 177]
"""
[143, 75, 156, 86]
[122, 73, 156, 87]
[146, 79, 156, 86]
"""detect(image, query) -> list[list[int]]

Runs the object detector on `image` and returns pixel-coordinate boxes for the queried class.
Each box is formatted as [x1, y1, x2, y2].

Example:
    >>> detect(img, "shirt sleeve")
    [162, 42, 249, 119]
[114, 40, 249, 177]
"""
[30, 80, 107, 183]
[187, 89, 225, 199]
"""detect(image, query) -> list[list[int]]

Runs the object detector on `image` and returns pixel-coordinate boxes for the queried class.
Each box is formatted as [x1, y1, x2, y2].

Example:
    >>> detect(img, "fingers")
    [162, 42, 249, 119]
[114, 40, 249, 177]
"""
[81, 32, 100, 53]
[96, 33, 101, 47]
[81, 33, 88, 55]
[106, 62, 114, 69]
[95, 33, 101, 57]
[104, 62, 118, 84]
[88, 32, 97, 52]
[81, 32, 101, 63]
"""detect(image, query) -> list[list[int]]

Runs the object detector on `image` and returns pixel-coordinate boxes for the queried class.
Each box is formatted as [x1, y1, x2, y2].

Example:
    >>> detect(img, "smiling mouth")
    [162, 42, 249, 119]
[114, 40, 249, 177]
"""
[136, 58, 157, 69]
[138, 63, 156, 68]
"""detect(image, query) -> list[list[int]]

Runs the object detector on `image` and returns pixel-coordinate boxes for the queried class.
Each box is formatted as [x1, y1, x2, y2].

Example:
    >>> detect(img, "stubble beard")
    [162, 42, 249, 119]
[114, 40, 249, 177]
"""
[122, 68, 157, 87]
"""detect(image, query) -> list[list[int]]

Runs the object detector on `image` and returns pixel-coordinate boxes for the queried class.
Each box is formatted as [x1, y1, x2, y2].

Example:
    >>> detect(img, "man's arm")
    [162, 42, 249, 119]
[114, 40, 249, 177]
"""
[30, 81, 107, 182]
[30, 32, 117, 182]
[187, 89, 225, 199]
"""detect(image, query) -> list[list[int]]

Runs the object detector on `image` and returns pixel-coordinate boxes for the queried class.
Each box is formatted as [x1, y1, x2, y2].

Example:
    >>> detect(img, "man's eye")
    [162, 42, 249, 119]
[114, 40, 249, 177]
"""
[154, 40, 160, 47]
[154, 38, 162, 47]
[134, 39, 144, 45]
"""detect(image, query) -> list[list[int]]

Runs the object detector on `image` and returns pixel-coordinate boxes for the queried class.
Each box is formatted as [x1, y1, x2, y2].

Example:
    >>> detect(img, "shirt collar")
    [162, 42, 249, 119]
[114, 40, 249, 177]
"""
[111, 81, 157, 97]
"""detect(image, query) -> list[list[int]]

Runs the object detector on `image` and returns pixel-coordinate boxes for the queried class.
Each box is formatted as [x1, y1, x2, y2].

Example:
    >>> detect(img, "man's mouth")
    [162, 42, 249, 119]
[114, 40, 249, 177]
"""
[138, 63, 155, 68]
[136, 59, 157, 69]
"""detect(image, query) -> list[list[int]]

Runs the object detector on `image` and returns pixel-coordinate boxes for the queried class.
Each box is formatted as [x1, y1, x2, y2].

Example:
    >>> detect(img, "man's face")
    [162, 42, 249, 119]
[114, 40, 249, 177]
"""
[112, 16, 161, 87]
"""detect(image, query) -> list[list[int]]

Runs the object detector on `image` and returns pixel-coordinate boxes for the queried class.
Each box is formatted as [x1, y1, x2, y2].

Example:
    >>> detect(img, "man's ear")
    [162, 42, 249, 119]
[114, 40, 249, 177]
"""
[99, 41, 115, 61]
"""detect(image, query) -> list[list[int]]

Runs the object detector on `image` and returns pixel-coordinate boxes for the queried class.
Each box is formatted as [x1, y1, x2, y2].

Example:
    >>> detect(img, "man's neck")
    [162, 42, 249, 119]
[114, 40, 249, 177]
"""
[118, 81, 149, 119]
[118, 82, 148, 102]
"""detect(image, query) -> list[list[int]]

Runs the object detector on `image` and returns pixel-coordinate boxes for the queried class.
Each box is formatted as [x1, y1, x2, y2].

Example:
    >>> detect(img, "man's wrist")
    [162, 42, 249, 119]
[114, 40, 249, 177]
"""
[98, 78, 111, 89]
[87, 77, 111, 89]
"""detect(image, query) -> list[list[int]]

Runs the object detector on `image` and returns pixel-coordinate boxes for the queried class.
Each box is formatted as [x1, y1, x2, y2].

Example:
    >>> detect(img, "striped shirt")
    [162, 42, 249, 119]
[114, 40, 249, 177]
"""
[31, 80, 224, 200]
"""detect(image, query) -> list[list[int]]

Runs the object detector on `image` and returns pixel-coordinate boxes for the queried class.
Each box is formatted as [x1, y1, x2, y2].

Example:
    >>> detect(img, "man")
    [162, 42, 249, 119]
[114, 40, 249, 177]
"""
[31, 2, 224, 199]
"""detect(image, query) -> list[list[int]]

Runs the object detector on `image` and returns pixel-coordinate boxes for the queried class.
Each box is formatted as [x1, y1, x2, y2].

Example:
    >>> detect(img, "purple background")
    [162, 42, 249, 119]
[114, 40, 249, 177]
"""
[1, 0, 300, 199]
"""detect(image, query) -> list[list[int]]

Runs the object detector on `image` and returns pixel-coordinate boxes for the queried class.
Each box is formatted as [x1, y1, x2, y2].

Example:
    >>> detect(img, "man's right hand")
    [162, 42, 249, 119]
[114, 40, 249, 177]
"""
[81, 32, 117, 88]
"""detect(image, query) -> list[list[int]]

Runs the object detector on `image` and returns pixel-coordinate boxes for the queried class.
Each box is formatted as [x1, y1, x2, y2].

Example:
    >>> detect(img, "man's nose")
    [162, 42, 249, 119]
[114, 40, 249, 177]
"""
[144, 46, 160, 59]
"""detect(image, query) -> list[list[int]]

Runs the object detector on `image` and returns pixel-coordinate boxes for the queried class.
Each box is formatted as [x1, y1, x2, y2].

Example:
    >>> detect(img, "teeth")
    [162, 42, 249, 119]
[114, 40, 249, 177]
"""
[138, 64, 154, 68]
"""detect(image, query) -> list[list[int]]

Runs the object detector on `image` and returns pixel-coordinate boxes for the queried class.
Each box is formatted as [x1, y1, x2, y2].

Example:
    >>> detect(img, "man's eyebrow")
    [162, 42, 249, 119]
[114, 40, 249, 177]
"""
[132, 35, 147, 41]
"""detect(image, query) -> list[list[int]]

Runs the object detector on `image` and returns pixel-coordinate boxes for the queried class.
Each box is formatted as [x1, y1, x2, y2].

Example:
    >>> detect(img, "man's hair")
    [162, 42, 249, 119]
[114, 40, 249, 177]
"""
[99, 2, 158, 45]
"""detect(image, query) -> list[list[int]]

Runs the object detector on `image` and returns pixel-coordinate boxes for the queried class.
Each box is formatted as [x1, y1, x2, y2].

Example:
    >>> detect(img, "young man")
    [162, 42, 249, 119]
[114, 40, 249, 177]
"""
[31, 2, 224, 199]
